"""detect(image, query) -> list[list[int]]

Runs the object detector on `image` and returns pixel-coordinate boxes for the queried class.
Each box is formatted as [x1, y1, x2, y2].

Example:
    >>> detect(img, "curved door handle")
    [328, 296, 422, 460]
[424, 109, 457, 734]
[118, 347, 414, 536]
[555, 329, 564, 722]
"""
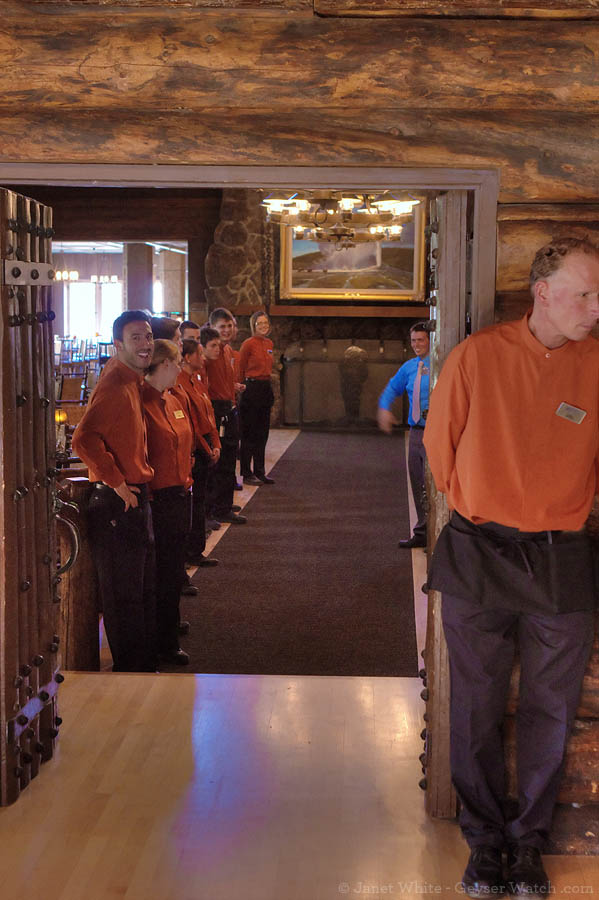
[55, 514, 81, 575]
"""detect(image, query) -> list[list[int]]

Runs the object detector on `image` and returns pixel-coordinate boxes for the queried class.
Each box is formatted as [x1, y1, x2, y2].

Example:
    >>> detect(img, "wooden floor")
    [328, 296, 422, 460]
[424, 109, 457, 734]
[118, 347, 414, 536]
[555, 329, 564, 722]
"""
[1, 674, 597, 899]
[3, 430, 597, 898]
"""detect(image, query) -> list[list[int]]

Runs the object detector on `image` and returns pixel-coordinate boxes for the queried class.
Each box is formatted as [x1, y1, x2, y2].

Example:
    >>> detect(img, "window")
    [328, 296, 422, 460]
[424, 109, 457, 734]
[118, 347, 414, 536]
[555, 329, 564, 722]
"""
[63, 281, 124, 340]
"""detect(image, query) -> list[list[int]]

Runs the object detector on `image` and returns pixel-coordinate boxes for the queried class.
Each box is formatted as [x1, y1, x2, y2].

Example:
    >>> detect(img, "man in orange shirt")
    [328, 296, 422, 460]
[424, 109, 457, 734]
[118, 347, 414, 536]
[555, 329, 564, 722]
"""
[424, 239, 599, 897]
[72, 310, 157, 672]
[205, 308, 247, 524]
[180, 320, 201, 343]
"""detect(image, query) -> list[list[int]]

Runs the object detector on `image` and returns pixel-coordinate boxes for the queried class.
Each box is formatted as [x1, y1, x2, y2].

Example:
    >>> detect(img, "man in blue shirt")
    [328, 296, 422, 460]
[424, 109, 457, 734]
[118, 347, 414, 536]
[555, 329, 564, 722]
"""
[377, 322, 430, 549]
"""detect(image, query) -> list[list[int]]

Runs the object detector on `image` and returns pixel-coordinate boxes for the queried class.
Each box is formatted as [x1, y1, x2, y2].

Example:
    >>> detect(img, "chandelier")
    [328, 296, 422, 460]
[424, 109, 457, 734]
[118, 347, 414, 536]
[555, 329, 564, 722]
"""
[262, 190, 421, 249]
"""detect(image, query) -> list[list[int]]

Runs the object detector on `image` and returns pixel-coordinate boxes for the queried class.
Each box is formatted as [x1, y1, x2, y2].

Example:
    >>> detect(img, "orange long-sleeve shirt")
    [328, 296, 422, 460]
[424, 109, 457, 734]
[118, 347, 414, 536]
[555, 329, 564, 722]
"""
[424, 313, 599, 532]
[72, 359, 153, 488]
[238, 336, 274, 380]
[141, 383, 194, 491]
[172, 370, 221, 454]
[231, 347, 242, 383]
[205, 343, 236, 402]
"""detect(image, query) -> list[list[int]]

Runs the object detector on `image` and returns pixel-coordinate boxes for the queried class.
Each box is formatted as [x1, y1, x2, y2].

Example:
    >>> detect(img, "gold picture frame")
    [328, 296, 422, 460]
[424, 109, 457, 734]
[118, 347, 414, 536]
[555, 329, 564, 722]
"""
[279, 203, 425, 304]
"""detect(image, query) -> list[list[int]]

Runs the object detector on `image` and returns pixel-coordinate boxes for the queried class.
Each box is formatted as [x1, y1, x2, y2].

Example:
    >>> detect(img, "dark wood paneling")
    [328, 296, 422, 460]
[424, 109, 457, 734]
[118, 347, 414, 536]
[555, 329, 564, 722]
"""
[57, 478, 100, 672]
[2, 187, 222, 242]
[1, 109, 598, 204]
[316, 0, 599, 16]
[2, 9, 599, 111]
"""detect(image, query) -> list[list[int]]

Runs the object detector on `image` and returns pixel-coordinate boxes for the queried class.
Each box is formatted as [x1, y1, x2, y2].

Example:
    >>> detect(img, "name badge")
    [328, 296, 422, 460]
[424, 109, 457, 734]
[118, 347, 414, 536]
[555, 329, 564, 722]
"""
[555, 402, 587, 425]
[173, 409, 185, 419]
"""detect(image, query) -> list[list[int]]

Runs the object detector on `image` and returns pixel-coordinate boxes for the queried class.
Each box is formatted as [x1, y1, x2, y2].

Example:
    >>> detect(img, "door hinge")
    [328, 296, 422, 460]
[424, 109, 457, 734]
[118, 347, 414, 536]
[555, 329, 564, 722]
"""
[2, 260, 55, 287]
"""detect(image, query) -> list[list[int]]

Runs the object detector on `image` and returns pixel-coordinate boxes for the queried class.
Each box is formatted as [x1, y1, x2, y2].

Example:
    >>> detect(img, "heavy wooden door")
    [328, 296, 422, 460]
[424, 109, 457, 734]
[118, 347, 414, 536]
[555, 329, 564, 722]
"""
[421, 190, 473, 818]
[0, 188, 65, 804]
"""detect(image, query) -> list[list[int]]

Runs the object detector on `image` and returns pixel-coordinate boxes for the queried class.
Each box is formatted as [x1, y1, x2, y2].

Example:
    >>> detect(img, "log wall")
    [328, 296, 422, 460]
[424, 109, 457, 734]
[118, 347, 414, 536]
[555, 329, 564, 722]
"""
[0, 3, 598, 204]
[2, 0, 599, 831]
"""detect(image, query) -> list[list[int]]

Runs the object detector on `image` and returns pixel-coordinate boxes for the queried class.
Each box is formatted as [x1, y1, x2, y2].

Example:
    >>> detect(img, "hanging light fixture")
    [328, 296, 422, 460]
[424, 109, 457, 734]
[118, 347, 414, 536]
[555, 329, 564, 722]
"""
[262, 190, 421, 243]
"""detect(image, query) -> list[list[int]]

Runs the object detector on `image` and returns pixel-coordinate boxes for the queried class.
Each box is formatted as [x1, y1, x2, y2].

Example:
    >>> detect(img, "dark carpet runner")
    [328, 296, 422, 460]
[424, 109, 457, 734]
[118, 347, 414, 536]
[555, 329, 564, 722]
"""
[181, 431, 418, 676]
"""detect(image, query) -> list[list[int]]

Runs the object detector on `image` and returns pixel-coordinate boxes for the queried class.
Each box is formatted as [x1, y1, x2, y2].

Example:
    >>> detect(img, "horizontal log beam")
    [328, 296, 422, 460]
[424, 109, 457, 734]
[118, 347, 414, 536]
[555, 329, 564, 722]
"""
[30, 1, 313, 6]
[315, 0, 599, 17]
[498, 218, 599, 290]
[1, 108, 597, 204]
[27, 0, 599, 14]
[498, 203, 599, 221]
[2, 8, 599, 110]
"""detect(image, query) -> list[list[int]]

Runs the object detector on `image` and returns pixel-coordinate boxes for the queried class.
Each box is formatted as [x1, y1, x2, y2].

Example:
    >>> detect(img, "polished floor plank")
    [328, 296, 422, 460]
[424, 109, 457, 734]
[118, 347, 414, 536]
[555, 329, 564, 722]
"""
[1, 673, 596, 899]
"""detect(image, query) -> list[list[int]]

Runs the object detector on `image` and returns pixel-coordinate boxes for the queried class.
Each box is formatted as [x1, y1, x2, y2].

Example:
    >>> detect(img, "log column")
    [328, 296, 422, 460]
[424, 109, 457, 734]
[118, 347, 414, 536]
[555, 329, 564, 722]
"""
[188, 234, 212, 323]
[124, 243, 153, 311]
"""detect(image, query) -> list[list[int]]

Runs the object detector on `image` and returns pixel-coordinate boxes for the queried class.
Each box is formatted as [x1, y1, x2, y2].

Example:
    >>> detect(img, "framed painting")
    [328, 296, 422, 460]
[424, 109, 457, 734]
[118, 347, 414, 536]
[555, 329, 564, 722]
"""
[278, 202, 425, 304]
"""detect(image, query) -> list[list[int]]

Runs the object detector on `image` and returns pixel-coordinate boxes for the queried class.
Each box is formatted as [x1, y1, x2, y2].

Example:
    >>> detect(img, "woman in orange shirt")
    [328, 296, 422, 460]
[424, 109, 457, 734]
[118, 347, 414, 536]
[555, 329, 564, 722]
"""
[238, 311, 275, 485]
[142, 339, 194, 667]
[172, 338, 222, 566]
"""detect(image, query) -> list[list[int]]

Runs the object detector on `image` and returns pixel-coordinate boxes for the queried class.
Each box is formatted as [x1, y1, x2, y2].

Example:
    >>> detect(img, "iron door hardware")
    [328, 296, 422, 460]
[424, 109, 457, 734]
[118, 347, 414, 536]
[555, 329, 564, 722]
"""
[1, 260, 55, 286]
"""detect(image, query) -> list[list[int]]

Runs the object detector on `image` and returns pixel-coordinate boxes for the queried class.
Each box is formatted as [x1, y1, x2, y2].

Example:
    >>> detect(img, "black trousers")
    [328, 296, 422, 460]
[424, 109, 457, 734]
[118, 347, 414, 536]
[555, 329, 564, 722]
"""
[151, 487, 191, 656]
[442, 593, 593, 850]
[87, 483, 156, 672]
[207, 401, 238, 517]
[187, 448, 210, 557]
[430, 513, 597, 851]
[407, 426, 426, 538]
[240, 379, 274, 477]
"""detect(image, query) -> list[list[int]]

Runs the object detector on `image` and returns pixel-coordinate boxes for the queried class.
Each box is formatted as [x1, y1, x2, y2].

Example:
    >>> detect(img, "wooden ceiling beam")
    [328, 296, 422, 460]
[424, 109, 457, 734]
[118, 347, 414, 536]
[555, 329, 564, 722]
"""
[24, 0, 599, 14]
[27, 1, 313, 7]
[315, 1, 599, 17]
[0, 107, 596, 204]
[2, 10, 598, 111]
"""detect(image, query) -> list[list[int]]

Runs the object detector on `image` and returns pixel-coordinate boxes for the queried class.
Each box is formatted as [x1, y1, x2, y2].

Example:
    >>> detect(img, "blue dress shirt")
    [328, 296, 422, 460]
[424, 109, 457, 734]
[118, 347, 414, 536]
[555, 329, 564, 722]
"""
[378, 355, 430, 427]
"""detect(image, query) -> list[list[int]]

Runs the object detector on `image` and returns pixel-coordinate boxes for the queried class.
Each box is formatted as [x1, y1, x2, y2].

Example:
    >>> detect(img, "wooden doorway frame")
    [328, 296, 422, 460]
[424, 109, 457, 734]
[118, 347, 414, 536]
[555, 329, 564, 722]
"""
[0, 162, 499, 332]
[0, 162, 499, 817]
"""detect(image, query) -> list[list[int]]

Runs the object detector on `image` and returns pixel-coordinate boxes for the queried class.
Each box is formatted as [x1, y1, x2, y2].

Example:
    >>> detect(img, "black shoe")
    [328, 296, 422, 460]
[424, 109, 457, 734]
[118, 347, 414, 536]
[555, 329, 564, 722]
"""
[159, 648, 190, 666]
[186, 555, 219, 567]
[506, 846, 550, 897]
[398, 535, 427, 549]
[178, 621, 190, 635]
[462, 846, 505, 898]
[198, 556, 218, 566]
[243, 475, 262, 486]
[234, 481, 243, 491]
[255, 473, 275, 484]
[231, 504, 242, 512]
[181, 583, 199, 596]
[216, 512, 247, 525]
[206, 518, 221, 531]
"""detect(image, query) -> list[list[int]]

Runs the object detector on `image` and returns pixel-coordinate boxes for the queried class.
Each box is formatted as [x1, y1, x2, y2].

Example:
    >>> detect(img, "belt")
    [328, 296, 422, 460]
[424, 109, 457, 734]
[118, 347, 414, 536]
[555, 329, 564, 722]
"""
[93, 482, 150, 501]
[212, 399, 234, 410]
[452, 511, 583, 544]
[411, 425, 425, 430]
[152, 485, 189, 500]
[245, 376, 270, 382]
